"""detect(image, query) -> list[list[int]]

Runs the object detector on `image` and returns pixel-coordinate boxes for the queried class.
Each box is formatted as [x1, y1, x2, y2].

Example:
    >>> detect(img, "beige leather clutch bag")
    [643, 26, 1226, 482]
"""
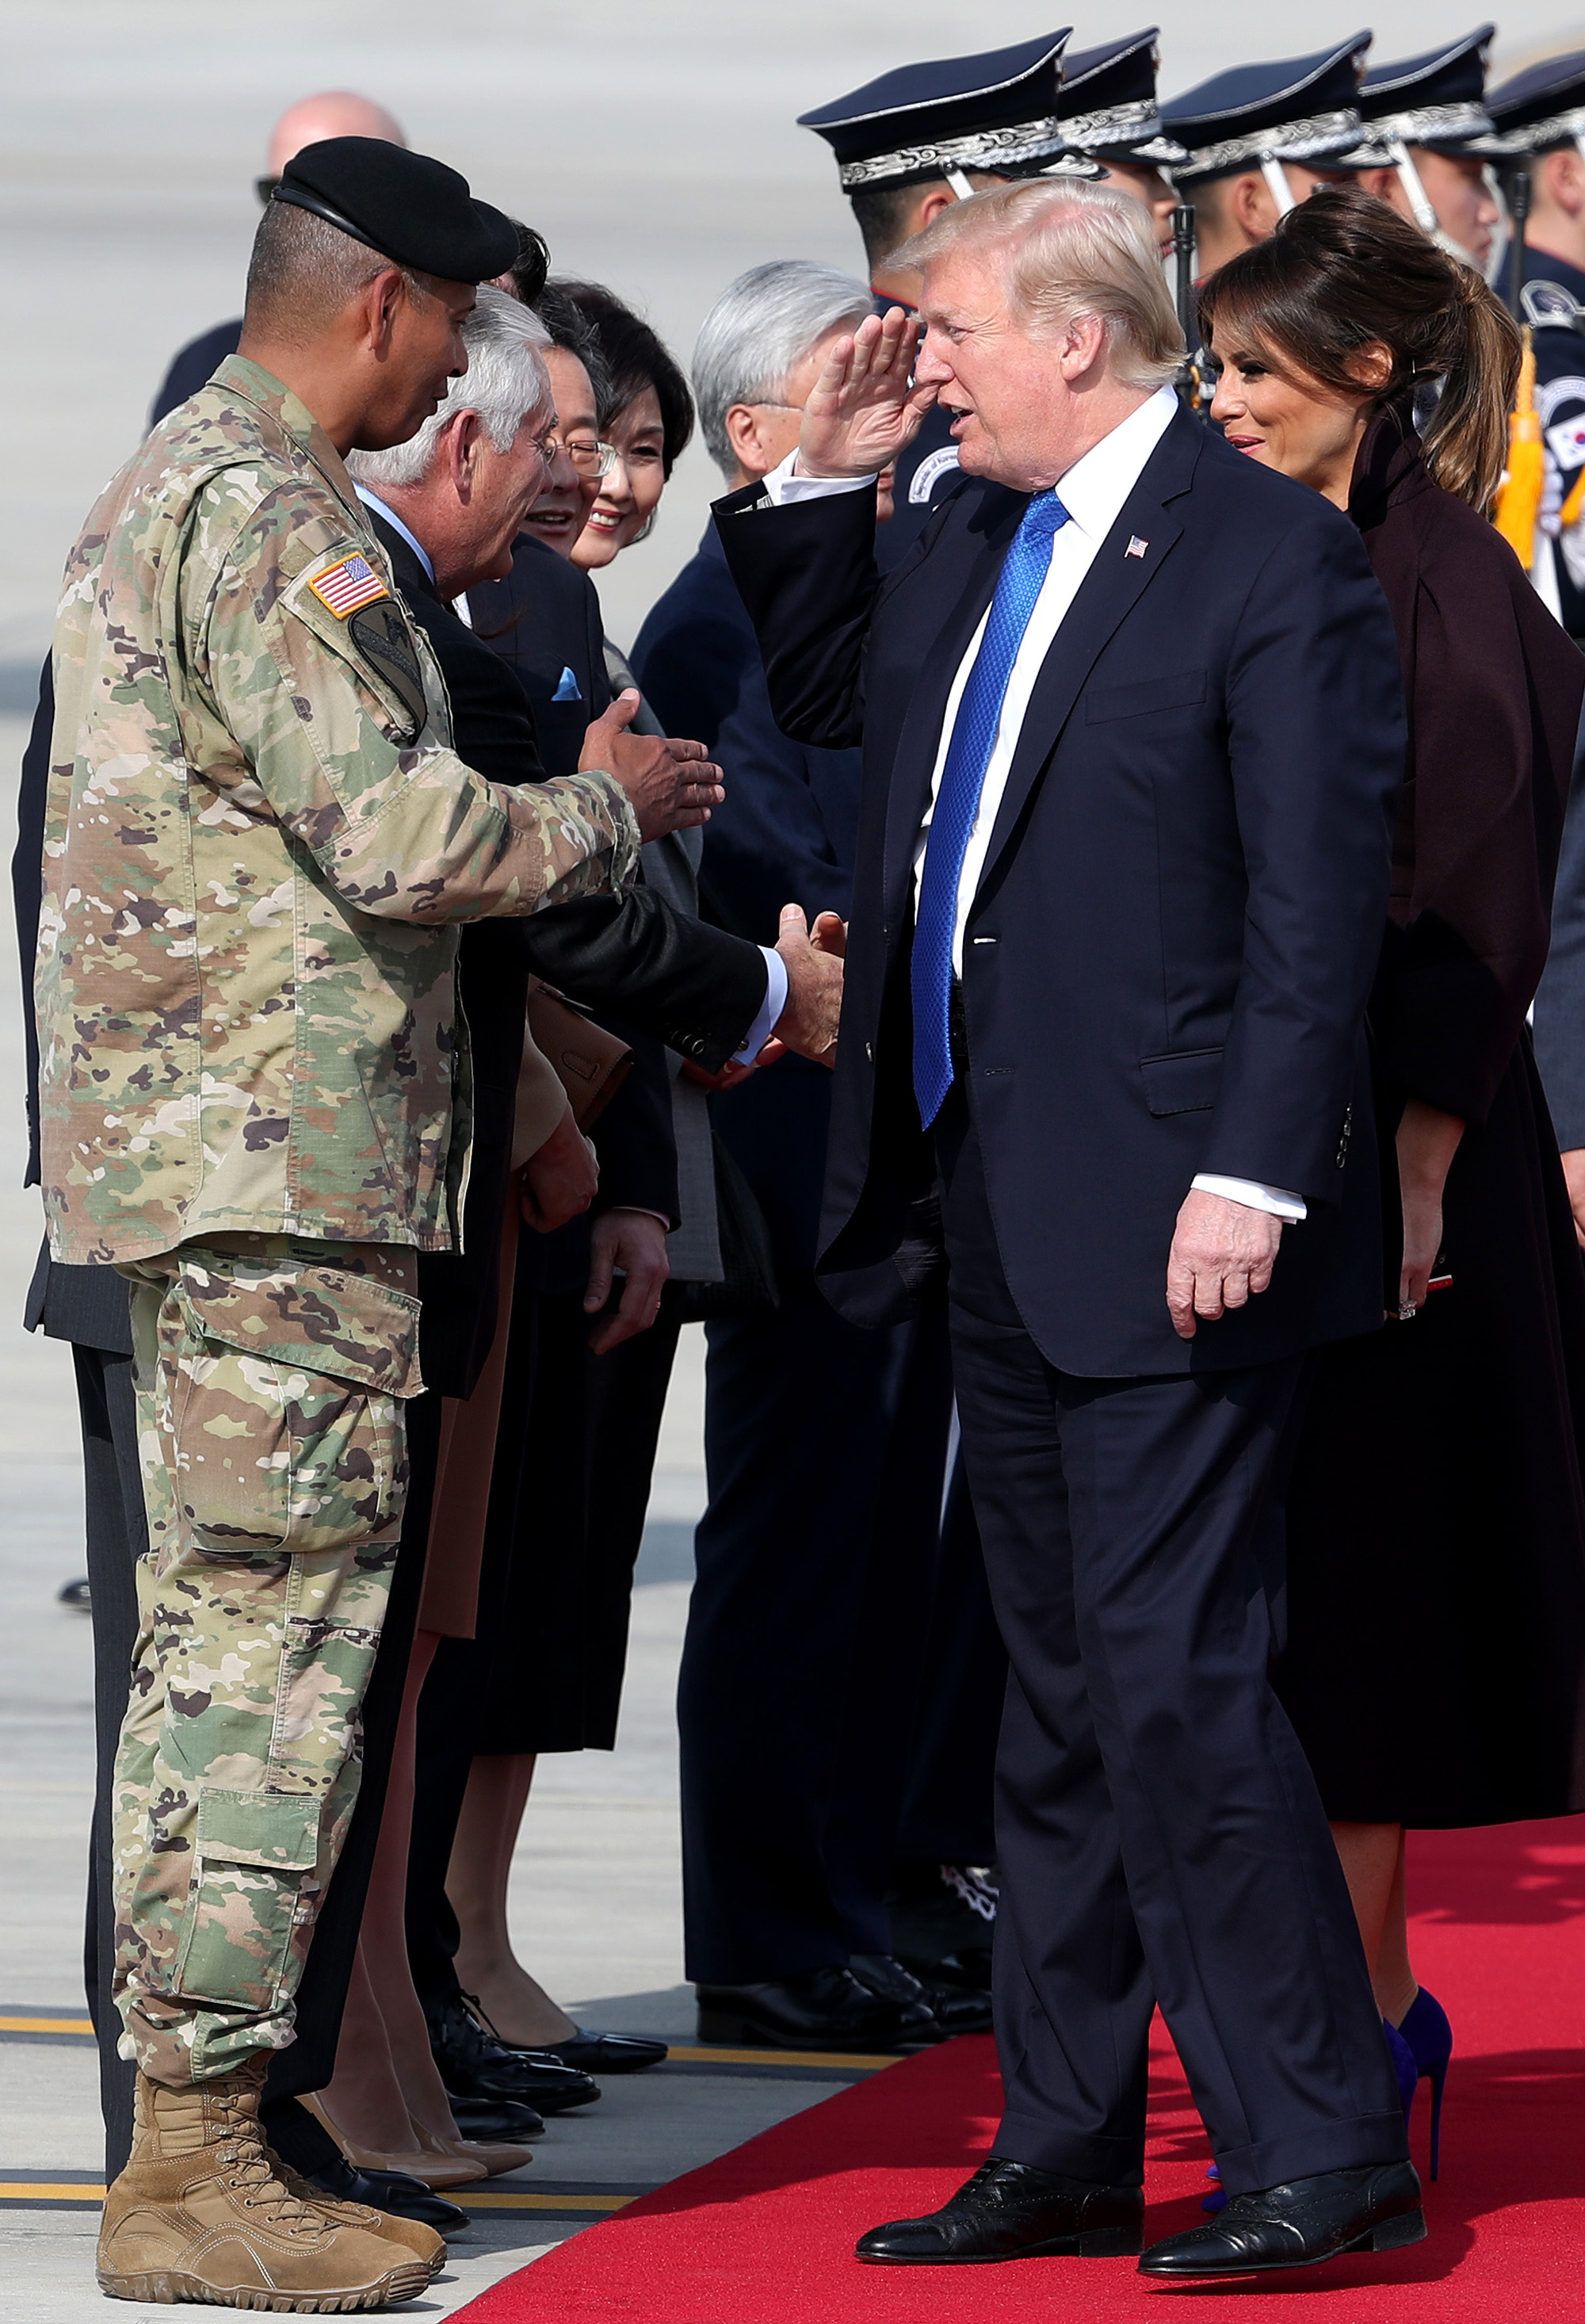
[524, 980, 634, 1130]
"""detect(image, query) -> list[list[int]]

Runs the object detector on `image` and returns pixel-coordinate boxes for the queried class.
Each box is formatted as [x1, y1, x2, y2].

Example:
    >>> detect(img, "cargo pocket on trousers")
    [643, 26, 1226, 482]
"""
[172, 1787, 319, 2012]
[171, 1256, 422, 1558]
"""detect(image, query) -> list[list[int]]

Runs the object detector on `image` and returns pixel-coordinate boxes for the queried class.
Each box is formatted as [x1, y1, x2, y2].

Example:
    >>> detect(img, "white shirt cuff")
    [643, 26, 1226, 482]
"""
[760, 449, 878, 506]
[1192, 1174, 1308, 1223]
[731, 947, 788, 1063]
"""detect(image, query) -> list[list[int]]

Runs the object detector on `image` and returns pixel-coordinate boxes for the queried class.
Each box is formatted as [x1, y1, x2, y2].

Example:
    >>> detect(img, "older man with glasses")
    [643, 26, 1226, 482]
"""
[344, 282, 852, 2123]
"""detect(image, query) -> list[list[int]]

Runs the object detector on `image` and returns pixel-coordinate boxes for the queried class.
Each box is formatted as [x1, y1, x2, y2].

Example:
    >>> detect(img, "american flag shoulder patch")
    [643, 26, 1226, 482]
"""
[307, 553, 389, 618]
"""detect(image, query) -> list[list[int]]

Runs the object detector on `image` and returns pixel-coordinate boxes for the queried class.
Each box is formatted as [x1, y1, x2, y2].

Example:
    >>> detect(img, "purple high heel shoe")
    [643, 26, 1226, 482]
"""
[1396, 1988, 1453, 2180]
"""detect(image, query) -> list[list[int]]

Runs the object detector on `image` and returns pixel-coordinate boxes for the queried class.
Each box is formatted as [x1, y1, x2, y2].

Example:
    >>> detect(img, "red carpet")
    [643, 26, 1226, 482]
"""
[455, 1819, 1585, 2320]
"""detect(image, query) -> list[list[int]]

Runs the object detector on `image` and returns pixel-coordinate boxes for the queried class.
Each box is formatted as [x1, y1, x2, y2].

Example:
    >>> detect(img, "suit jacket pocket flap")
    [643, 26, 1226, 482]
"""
[175, 1257, 423, 1397]
[197, 1787, 318, 1871]
[1086, 669, 1207, 723]
[1140, 1047, 1224, 1115]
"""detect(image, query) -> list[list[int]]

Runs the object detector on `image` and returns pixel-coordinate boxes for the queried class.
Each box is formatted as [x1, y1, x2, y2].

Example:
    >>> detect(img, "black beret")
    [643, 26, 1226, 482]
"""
[272, 137, 518, 284]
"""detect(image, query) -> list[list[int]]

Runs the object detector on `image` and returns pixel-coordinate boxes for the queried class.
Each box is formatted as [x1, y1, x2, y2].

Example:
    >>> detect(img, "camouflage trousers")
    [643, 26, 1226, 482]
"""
[109, 1236, 423, 2087]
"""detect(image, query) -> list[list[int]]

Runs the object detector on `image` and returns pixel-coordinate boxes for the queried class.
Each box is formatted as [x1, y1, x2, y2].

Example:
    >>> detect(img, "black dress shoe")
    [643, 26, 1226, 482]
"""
[857, 2157, 1144, 2263]
[542, 2028, 668, 2074]
[1138, 2162, 1426, 2278]
[851, 1953, 993, 2038]
[696, 1965, 934, 2051]
[427, 1987, 601, 2114]
[303, 2154, 468, 2233]
[887, 1862, 996, 1994]
[446, 2095, 546, 2141]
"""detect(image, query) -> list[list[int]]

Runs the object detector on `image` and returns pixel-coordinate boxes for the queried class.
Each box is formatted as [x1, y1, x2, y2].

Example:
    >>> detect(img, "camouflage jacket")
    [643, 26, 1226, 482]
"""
[38, 356, 640, 1264]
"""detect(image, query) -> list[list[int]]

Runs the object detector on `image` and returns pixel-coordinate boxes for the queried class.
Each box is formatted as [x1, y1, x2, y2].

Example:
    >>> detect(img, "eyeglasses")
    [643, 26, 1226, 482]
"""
[525, 430, 617, 477]
[563, 436, 617, 478]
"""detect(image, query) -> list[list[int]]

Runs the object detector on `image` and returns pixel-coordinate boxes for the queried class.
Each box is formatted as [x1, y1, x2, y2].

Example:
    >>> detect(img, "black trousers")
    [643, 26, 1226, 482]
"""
[75, 1345, 144, 2180]
[939, 1100, 1407, 2194]
[678, 1272, 953, 1984]
[893, 1458, 1004, 1867]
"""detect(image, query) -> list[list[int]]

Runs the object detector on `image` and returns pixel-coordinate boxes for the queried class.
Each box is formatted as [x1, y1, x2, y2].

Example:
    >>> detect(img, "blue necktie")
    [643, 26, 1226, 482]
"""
[911, 490, 1071, 1126]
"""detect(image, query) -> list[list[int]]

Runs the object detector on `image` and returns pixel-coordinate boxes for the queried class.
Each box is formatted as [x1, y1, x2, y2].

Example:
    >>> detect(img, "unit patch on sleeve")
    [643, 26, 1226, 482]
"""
[347, 599, 429, 739]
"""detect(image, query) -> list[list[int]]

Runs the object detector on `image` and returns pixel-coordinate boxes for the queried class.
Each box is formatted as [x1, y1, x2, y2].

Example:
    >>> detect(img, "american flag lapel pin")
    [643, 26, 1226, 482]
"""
[1125, 535, 1148, 559]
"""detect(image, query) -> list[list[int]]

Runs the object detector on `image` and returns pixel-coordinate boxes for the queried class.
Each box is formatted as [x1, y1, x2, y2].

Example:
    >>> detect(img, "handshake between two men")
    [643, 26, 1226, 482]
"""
[577, 684, 847, 1076]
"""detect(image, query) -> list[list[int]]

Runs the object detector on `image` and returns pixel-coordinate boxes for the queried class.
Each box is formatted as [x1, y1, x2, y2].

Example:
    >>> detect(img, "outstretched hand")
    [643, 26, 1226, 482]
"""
[797, 308, 938, 482]
[579, 691, 724, 842]
[772, 902, 845, 1066]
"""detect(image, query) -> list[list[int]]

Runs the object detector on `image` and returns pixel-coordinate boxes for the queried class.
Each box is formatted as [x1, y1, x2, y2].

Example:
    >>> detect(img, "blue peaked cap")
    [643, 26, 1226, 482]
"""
[799, 31, 1082, 191]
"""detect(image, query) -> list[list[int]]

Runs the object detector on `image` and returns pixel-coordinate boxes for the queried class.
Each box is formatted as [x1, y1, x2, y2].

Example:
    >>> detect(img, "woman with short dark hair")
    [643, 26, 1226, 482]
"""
[557, 279, 695, 568]
[1202, 184, 1585, 2177]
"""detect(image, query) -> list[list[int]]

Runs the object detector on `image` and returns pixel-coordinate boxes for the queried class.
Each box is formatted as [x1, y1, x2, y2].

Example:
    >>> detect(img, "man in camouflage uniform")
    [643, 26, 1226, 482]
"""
[37, 136, 720, 2310]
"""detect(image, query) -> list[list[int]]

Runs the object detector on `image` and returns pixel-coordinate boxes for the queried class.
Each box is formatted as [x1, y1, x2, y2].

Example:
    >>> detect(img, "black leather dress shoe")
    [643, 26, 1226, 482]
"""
[447, 2095, 546, 2141]
[857, 2157, 1144, 2263]
[427, 1987, 601, 2114]
[303, 2153, 468, 2234]
[542, 2029, 668, 2074]
[696, 1964, 934, 2051]
[1138, 2162, 1426, 2277]
[851, 1953, 993, 2038]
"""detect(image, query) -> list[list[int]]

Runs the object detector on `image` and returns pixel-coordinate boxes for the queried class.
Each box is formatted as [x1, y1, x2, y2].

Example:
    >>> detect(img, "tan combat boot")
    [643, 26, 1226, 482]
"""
[268, 2155, 445, 2280]
[97, 2058, 434, 2311]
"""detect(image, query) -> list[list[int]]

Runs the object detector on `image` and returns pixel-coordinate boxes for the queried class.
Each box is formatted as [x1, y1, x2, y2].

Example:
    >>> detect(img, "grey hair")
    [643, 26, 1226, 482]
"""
[693, 260, 874, 476]
[347, 286, 552, 488]
[895, 178, 1183, 391]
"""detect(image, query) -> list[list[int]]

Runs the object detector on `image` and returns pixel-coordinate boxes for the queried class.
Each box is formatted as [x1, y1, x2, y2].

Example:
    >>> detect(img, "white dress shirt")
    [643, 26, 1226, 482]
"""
[762, 389, 1304, 1221]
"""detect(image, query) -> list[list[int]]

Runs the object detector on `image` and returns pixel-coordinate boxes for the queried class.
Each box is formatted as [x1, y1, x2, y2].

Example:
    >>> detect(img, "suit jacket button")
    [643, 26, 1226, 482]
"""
[865, 1041, 873, 1062]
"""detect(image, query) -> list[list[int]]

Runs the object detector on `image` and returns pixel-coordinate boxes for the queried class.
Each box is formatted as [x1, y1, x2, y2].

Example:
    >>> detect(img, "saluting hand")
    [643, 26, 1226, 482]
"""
[796, 308, 938, 482]
[579, 691, 724, 843]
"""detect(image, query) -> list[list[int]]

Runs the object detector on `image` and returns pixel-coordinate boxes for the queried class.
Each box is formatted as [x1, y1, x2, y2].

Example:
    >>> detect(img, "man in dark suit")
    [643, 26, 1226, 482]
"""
[716, 178, 1420, 2279]
[634, 259, 1002, 2052]
[339, 287, 850, 2086]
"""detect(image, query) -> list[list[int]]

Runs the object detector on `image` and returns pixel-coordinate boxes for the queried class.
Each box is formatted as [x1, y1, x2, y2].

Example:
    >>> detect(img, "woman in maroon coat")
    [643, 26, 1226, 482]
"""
[1202, 185, 1585, 2176]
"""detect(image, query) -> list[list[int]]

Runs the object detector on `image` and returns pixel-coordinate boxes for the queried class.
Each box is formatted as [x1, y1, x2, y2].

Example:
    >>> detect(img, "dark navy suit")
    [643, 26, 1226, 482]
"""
[150, 320, 243, 428]
[634, 529, 999, 1984]
[716, 407, 1412, 2192]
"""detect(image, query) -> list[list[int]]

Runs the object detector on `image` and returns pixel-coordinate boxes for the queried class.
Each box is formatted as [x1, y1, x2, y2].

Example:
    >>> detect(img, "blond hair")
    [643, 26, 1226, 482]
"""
[896, 179, 1183, 391]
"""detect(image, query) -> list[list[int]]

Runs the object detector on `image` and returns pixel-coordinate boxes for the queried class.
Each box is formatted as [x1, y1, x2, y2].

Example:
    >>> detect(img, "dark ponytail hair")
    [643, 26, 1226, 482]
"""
[1197, 183, 1520, 514]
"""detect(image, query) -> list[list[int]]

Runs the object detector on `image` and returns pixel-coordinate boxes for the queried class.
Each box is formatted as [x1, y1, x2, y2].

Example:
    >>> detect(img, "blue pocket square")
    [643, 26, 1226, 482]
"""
[552, 666, 582, 702]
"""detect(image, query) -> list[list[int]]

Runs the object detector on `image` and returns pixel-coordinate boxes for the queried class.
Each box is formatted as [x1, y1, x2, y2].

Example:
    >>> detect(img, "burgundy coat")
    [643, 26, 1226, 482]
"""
[1349, 404, 1584, 1126]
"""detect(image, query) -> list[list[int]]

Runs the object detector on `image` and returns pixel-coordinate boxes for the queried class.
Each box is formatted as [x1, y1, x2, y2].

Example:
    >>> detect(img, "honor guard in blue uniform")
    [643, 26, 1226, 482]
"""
[1052, 29, 1188, 258]
[798, 32, 1096, 568]
[1488, 51, 1585, 639]
[1334, 28, 1503, 274]
[1164, 37, 1370, 281]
